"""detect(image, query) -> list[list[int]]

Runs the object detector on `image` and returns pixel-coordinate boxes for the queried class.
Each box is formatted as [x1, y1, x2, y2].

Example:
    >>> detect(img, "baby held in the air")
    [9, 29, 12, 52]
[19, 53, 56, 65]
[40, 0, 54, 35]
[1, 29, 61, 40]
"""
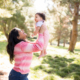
[32, 13, 49, 59]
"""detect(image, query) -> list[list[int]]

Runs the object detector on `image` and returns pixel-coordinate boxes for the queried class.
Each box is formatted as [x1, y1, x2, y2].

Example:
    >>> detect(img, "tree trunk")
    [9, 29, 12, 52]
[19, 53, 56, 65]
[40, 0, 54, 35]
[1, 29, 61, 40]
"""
[57, 38, 60, 46]
[50, 38, 54, 45]
[4, 32, 8, 40]
[3, 26, 8, 40]
[70, 30, 72, 41]
[50, 41, 52, 45]
[69, 3, 79, 52]
[63, 39, 66, 47]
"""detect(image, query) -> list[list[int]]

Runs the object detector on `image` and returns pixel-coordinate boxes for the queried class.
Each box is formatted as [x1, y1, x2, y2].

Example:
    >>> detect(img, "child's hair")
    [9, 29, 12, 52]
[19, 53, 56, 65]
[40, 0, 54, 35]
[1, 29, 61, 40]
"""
[36, 13, 46, 20]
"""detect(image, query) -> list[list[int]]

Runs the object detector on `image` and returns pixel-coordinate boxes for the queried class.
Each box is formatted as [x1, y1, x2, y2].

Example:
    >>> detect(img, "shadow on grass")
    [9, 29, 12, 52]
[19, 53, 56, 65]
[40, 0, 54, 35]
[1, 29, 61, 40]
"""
[34, 53, 40, 57]
[32, 55, 80, 80]
[0, 71, 7, 75]
[75, 49, 80, 52]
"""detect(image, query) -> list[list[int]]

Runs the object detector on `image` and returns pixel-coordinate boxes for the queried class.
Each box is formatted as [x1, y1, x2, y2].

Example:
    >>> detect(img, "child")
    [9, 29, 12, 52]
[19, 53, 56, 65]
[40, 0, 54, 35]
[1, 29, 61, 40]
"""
[32, 13, 49, 59]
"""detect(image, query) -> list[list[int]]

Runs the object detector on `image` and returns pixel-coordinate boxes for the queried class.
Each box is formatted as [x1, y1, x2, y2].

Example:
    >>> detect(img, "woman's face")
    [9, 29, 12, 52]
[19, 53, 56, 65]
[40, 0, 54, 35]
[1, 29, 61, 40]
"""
[17, 29, 27, 40]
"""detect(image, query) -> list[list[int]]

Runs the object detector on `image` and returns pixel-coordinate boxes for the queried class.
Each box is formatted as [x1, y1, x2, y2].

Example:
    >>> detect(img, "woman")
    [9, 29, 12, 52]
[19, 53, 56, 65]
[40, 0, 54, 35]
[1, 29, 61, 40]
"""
[7, 27, 45, 80]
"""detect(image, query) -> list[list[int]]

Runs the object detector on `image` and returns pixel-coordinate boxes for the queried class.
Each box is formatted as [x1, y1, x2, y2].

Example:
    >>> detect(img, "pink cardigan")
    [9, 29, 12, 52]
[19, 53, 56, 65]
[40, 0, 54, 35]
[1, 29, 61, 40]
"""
[13, 34, 44, 74]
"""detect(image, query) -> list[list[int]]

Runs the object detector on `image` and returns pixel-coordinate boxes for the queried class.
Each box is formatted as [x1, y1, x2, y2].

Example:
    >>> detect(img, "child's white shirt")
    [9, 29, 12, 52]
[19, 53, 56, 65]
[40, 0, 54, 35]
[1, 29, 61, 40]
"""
[36, 21, 44, 27]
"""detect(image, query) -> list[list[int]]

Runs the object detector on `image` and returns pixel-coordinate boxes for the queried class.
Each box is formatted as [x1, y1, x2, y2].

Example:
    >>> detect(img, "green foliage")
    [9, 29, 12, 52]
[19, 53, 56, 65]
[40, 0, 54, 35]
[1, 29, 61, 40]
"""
[11, 11, 26, 29]
[0, 12, 27, 38]
[51, 16, 70, 45]
[12, 0, 18, 2]
[53, 0, 80, 4]
[0, 0, 3, 7]
[48, 1, 71, 45]
[51, 0, 80, 51]
[0, 0, 34, 39]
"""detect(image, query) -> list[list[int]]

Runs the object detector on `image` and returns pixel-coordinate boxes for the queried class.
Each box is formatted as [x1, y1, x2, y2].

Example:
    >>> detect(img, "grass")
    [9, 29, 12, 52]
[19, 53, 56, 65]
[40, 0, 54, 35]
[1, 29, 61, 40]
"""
[75, 42, 80, 49]
[0, 32, 7, 55]
[0, 42, 80, 80]
[53, 45, 80, 53]
[0, 41, 7, 55]
[32, 55, 80, 79]
[0, 32, 7, 42]
[30, 44, 80, 80]
[0, 32, 80, 80]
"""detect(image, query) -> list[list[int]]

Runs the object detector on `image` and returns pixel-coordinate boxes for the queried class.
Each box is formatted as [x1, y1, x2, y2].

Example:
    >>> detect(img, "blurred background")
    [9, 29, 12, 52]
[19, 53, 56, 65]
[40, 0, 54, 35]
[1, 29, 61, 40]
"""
[0, 0, 80, 80]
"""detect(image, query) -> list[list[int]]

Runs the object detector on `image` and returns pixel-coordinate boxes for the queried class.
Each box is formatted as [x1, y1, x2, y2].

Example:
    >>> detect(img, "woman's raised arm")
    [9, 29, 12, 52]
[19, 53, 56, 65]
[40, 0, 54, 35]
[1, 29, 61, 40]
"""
[20, 34, 44, 52]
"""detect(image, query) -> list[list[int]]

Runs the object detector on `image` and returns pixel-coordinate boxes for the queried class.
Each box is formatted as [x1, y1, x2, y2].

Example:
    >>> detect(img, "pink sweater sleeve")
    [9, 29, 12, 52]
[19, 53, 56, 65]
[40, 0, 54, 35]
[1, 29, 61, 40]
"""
[20, 34, 44, 52]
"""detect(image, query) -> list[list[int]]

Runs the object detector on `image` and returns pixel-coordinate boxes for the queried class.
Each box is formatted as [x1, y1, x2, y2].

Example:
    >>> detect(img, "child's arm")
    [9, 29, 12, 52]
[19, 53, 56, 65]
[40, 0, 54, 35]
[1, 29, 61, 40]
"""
[32, 27, 40, 36]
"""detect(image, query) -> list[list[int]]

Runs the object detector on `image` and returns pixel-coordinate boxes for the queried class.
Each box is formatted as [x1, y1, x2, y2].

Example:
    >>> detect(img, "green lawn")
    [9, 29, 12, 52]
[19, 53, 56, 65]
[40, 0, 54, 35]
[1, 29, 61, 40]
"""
[0, 32, 80, 80]
[30, 46, 80, 80]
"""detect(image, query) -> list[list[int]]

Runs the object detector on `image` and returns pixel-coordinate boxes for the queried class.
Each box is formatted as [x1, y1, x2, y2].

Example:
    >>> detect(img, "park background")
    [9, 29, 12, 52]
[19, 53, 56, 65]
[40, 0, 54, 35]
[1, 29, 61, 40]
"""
[0, 0, 80, 80]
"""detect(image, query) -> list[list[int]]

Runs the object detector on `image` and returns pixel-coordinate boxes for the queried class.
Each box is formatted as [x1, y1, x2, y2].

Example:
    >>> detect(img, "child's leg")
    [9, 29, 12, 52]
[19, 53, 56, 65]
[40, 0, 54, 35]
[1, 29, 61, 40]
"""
[38, 49, 47, 59]
[43, 30, 49, 55]
[38, 30, 49, 59]
[38, 50, 44, 59]
[44, 49, 47, 55]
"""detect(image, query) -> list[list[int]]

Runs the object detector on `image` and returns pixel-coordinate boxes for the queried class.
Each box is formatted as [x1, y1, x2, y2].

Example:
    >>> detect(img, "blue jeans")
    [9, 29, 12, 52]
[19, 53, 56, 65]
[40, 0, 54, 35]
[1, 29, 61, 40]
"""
[9, 69, 29, 80]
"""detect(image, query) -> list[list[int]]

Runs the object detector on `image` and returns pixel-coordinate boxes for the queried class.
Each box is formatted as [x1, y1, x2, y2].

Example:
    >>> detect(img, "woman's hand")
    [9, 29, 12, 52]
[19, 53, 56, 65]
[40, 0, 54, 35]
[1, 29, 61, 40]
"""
[39, 24, 46, 34]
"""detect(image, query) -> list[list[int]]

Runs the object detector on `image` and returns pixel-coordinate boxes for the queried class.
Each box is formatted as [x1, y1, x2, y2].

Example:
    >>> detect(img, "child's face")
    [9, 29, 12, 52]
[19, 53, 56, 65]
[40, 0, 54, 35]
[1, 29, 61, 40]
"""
[35, 14, 43, 22]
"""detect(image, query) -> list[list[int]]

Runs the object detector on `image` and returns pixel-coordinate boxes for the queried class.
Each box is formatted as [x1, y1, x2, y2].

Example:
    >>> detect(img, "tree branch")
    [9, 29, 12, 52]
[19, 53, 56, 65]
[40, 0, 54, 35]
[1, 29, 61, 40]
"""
[69, 4, 74, 16]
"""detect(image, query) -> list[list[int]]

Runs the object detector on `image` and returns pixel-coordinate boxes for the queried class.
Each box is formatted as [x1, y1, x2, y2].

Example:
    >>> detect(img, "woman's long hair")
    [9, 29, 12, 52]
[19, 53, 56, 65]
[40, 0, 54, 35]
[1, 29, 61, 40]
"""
[7, 28, 25, 63]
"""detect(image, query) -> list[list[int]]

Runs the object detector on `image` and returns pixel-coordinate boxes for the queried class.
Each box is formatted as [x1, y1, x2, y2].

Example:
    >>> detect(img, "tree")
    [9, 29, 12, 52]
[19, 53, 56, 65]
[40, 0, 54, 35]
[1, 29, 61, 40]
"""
[0, 0, 34, 40]
[53, 18, 63, 46]
[53, 16, 70, 46]
[48, 2, 70, 46]
[0, 11, 26, 39]
[62, 27, 69, 47]
[68, 2, 79, 52]
[51, 0, 80, 52]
